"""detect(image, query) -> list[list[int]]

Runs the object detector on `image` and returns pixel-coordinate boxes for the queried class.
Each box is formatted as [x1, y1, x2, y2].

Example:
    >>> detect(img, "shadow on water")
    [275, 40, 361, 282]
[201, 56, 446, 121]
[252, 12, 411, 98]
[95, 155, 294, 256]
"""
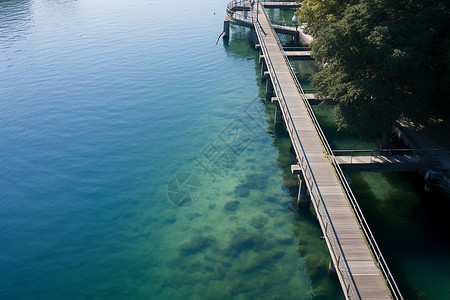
[223, 27, 258, 61]
[348, 171, 450, 300]
[222, 23, 345, 299]
[269, 121, 345, 299]
[246, 37, 345, 300]
[311, 103, 380, 150]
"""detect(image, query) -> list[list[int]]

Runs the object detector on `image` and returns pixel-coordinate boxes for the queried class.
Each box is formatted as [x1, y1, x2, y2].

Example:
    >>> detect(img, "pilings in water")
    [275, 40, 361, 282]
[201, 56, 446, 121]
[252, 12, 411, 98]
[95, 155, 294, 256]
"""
[291, 165, 311, 209]
[329, 261, 337, 274]
[259, 49, 275, 108]
[260, 56, 268, 78]
[297, 173, 311, 209]
[266, 77, 274, 96]
[271, 97, 283, 124]
[223, 20, 230, 39]
[291, 32, 300, 44]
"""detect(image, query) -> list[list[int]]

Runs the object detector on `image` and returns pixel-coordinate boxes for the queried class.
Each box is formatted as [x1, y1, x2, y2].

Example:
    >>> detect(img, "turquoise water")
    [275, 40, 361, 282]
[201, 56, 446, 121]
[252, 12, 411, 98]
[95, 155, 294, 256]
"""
[0, 0, 343, 299]
[266, 8, 297, 27]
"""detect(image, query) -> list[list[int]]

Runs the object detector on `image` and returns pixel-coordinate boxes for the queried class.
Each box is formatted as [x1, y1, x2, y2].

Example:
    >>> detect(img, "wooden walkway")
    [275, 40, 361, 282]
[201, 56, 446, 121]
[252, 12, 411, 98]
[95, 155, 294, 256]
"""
[333, 148, 445, 172]
[261, 1, 301, 8]
[284, 51, 312, 59]
[335, 154, 423, 171]
[251, 3, 393, 300]
[225, 0, 313, 42]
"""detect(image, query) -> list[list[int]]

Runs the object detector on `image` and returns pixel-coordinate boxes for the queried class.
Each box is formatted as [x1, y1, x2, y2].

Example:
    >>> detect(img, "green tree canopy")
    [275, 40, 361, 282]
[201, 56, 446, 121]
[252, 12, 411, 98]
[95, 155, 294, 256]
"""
[295, 0, 355, 35]
[298, 0, 450, 137]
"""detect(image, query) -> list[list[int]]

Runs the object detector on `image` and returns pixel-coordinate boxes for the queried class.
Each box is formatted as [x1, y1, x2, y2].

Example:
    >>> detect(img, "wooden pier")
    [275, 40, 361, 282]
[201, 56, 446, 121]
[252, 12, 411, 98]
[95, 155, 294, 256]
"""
[333, 149, 445, 172]
[224, 0, 312, 43]
[225, 1, 403, 299]
[284, 50, 311, 59]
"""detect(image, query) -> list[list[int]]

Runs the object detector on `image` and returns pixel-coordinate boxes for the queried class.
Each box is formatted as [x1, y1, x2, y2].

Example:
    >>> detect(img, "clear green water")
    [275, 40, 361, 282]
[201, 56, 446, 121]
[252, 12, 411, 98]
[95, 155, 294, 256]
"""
[310, 99, 450, 299]
[266, 8, 297, 27]
[311, 104, 379, 150]
[266, 8, 299, 46]
[0, 0, 343, 299]
[348, 172, 450, 300]
[290, 60, 319, 93]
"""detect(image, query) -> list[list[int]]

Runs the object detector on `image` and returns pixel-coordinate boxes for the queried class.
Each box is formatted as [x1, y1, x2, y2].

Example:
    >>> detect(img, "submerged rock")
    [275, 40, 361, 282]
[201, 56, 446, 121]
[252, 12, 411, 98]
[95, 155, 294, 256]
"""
[266, 196, 278, 203]
[224, 200, 240, 212]
[261, 239, 277, 251]
[240, 251, 283, 274]
[180, 236, 213, 255]
[186, 212, 201, 221]
[241, 255, 268, 274]
[276, 236, 293, 245]
[244, 173, 266, 189]
[222, 231, 265, 257]
[234, 185, 250, 197]
[283, 178, 298, 188]
[304, 254, 326, 278]
[271, 250, 285, 260]
[165, 215, 177, 225]
[249, 216, 267, 229]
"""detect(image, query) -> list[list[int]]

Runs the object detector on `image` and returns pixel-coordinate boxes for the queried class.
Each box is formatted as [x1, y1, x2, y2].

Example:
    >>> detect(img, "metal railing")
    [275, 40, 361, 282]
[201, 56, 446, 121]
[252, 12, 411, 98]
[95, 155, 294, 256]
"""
[255, 4, 404, 300]
[253, 5, 361, 300]
[226, 1, 298, 33]
[226, 0, 253, 24]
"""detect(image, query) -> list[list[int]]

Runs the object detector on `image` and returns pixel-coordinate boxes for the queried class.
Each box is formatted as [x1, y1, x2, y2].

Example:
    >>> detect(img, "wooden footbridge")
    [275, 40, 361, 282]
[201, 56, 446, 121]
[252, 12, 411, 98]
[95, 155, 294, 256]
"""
[224, 1, 403, 299]
[334, 149, 446, 172]
[224, 0, 313, 43]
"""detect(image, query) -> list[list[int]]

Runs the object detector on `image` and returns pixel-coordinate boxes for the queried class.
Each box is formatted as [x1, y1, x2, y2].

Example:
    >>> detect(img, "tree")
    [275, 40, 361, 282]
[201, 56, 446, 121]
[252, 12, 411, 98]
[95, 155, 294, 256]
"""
[301, 0, 450, 137]
[295, 0, 355, 36]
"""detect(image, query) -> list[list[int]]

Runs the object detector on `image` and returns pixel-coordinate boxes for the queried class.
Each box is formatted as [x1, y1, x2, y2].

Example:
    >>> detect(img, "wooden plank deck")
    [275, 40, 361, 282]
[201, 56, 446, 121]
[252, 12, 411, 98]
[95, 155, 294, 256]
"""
[335, 155, 424, 172]
[261, 1, 301, 8]
[335, 155, 421, 165]
[253, 3, 392, 300]
[284, 51, 312, 58]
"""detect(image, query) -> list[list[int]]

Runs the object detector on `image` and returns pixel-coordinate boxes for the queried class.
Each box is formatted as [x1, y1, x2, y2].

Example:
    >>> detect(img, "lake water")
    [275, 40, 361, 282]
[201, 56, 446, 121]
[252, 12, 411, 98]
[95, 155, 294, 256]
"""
[0, 1, 343, 299]
[3, 1, 448, 299]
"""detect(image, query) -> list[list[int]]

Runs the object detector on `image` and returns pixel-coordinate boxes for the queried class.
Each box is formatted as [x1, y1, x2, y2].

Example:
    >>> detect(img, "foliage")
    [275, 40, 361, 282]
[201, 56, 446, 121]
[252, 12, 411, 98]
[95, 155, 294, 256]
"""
[297, 0, 450, 137]
[295, 0, 356, 36]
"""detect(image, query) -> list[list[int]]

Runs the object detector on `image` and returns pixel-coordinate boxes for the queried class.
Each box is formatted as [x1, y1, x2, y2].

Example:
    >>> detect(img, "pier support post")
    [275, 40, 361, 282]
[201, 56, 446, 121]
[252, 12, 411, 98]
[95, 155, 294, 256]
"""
[293, 32, 300, 44]
[251, 29, 259, 46]
[261, 60, 268, 78]
[266, 77, 273, 96]
[271, 97, 283, 124]
[223, 20, 230, 39]
[274, 101, 283, 124]
[329, 261, 337, 274]
[297, 173, 311, 209]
